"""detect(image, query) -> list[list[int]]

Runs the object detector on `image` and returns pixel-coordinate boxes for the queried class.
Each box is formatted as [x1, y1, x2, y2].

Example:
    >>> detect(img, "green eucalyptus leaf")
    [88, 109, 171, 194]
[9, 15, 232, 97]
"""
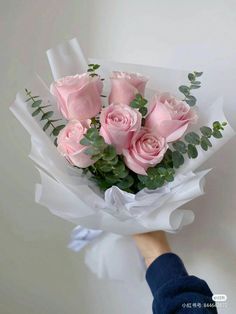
[43, 121, 51, 131]
[85, 147, 100, 155]
[147, 167, 159, 177]
[41, 111, 53, 120]
[135, 93, 142, 100]
[93, 64, 100, 70]
[117, 169, 129, 178]
[201, 136, 212, 151]
[32, 108, 41, 116]
[138, 174, 148, 183]
[113, 161, 126, 174]
[103, 145, 116, 161]
[93, 136, 106, 148]
[80, 137, 91, 146]
[190, 85, 201, 89]
[187, 144, 198, 158]
[157, 167, 167, 176]
[185, 132, 200, 145]
[213, 121, 222, 130]
[148, 176, 165, 189]
[167, 167, 175, 175]
[130, 101, 139, 108]
[200, 126, 212, 138]
[200, 137, 209, 151]
[194, 71, 203, 77]
[91, 153, 103, 162]
[172, 151, 184, 168]
[52, 125, 65, 136]
[31, 100, 42, 107]
[145, 180, 158, 190]
[200, 140, 208, 151]
[105, 174, 119, 184]
[99, 164, 113, 172]
[108, 156, 119, 165]
[179, 85, 190, 95]
[185, 95, 196, 106]
[97, 180, 112, 191]
[130, 94, 148, 113]
[85, 128, 98, 140]
[137, 182, 145, 190]
[212, 130, 222, 138]
[140, 107, 148, 116]
[172, 141, 187, 153]
[188, 73, 195, 81]
[117, 175, 134, 190]
[142, 98, 148, 105]
[165, 174, 174, 182]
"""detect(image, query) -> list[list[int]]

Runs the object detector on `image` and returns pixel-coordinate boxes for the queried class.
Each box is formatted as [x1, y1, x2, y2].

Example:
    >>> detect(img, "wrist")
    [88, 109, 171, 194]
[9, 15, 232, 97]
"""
[133, 231, 171, 267]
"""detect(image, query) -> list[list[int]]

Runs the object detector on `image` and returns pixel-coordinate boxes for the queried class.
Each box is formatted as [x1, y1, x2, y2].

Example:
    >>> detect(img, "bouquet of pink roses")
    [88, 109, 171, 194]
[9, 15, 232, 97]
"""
[28, 67, 224, 193]
[10, 38, 235, 280]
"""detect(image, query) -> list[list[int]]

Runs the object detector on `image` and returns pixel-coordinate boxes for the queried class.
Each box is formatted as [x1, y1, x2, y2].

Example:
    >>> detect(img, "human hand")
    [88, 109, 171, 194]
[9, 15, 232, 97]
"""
[133, 231, 171, 267]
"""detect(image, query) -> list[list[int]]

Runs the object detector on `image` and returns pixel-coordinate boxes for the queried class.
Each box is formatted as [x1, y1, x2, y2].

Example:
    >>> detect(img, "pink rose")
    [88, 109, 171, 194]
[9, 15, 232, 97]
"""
[50, 73, 103, 121]
[100, 103, 142, 154]
[109, 71, 148, 105]
[123, 128, 168, 175]
[145, 93, 197, 142]
[57, 120, 94, 168]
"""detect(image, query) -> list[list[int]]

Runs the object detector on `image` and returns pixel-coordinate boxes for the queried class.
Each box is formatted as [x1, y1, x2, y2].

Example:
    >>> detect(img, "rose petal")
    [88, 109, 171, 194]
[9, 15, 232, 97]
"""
[157, 120, 188, 142]
[123, 149, 147, 175]
[146, 101, 172, 131]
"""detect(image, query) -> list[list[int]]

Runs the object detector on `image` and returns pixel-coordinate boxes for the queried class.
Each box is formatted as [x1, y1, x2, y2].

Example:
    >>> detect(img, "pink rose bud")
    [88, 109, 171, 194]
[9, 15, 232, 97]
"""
[145, 93, 198, 142]
[50, 73, 103, 121]
[123, 128, 168, 175]
[109, 71, 148, 105]
[100, 103, 142, 154]
[57, 120, 94, 168]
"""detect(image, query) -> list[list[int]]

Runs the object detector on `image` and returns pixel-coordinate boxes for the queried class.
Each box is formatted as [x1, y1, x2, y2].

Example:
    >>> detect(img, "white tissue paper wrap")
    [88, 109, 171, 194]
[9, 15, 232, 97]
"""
[10, 38, 235, 281]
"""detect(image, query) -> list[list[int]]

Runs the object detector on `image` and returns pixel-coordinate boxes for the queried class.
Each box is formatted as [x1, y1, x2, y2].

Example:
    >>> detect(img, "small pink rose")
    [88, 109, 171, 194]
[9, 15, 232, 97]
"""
[57, 119, 94, 168]
[100, 103, 142, 154]
[145, 93, 198, 142]
[109, 71, 148, 105]
[50, 73, 103, 121]
[123, 128, 168, 175]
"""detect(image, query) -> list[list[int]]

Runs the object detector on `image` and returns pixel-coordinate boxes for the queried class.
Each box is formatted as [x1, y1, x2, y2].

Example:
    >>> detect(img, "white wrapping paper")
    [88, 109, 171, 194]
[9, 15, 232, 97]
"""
[10, 38, 236, 280]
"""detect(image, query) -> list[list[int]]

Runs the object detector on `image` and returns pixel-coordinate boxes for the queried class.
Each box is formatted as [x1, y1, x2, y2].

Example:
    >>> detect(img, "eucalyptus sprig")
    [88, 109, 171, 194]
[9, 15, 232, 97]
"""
[25, 89, 65, 145]
[179, 71, 203, 106]
[138, 121, 227, 189]
[87, 63, 100, 77]
[87, 63, 106, 97]
[171, 121, 227, 168]
[130, 93, 148, 117]
[80, 127, 134, 192]
[138, 165, 175, 190]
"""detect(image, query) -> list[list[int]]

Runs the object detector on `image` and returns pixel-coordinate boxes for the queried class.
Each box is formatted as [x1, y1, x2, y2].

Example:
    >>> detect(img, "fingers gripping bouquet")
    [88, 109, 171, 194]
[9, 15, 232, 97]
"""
[10, 39, 235, 280]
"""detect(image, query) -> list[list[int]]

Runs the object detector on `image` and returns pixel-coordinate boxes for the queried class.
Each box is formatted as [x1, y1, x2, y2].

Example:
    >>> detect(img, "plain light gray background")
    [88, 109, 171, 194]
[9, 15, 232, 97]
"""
[1, 0, 236, 313]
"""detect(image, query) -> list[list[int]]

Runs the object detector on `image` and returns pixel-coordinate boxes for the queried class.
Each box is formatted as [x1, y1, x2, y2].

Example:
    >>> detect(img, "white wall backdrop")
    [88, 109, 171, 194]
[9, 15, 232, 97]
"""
[1, 0, 236, 313]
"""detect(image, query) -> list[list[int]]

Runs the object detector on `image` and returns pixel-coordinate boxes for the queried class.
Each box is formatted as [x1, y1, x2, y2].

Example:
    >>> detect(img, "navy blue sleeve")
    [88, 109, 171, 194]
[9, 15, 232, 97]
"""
[146, 253, 217, 313]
